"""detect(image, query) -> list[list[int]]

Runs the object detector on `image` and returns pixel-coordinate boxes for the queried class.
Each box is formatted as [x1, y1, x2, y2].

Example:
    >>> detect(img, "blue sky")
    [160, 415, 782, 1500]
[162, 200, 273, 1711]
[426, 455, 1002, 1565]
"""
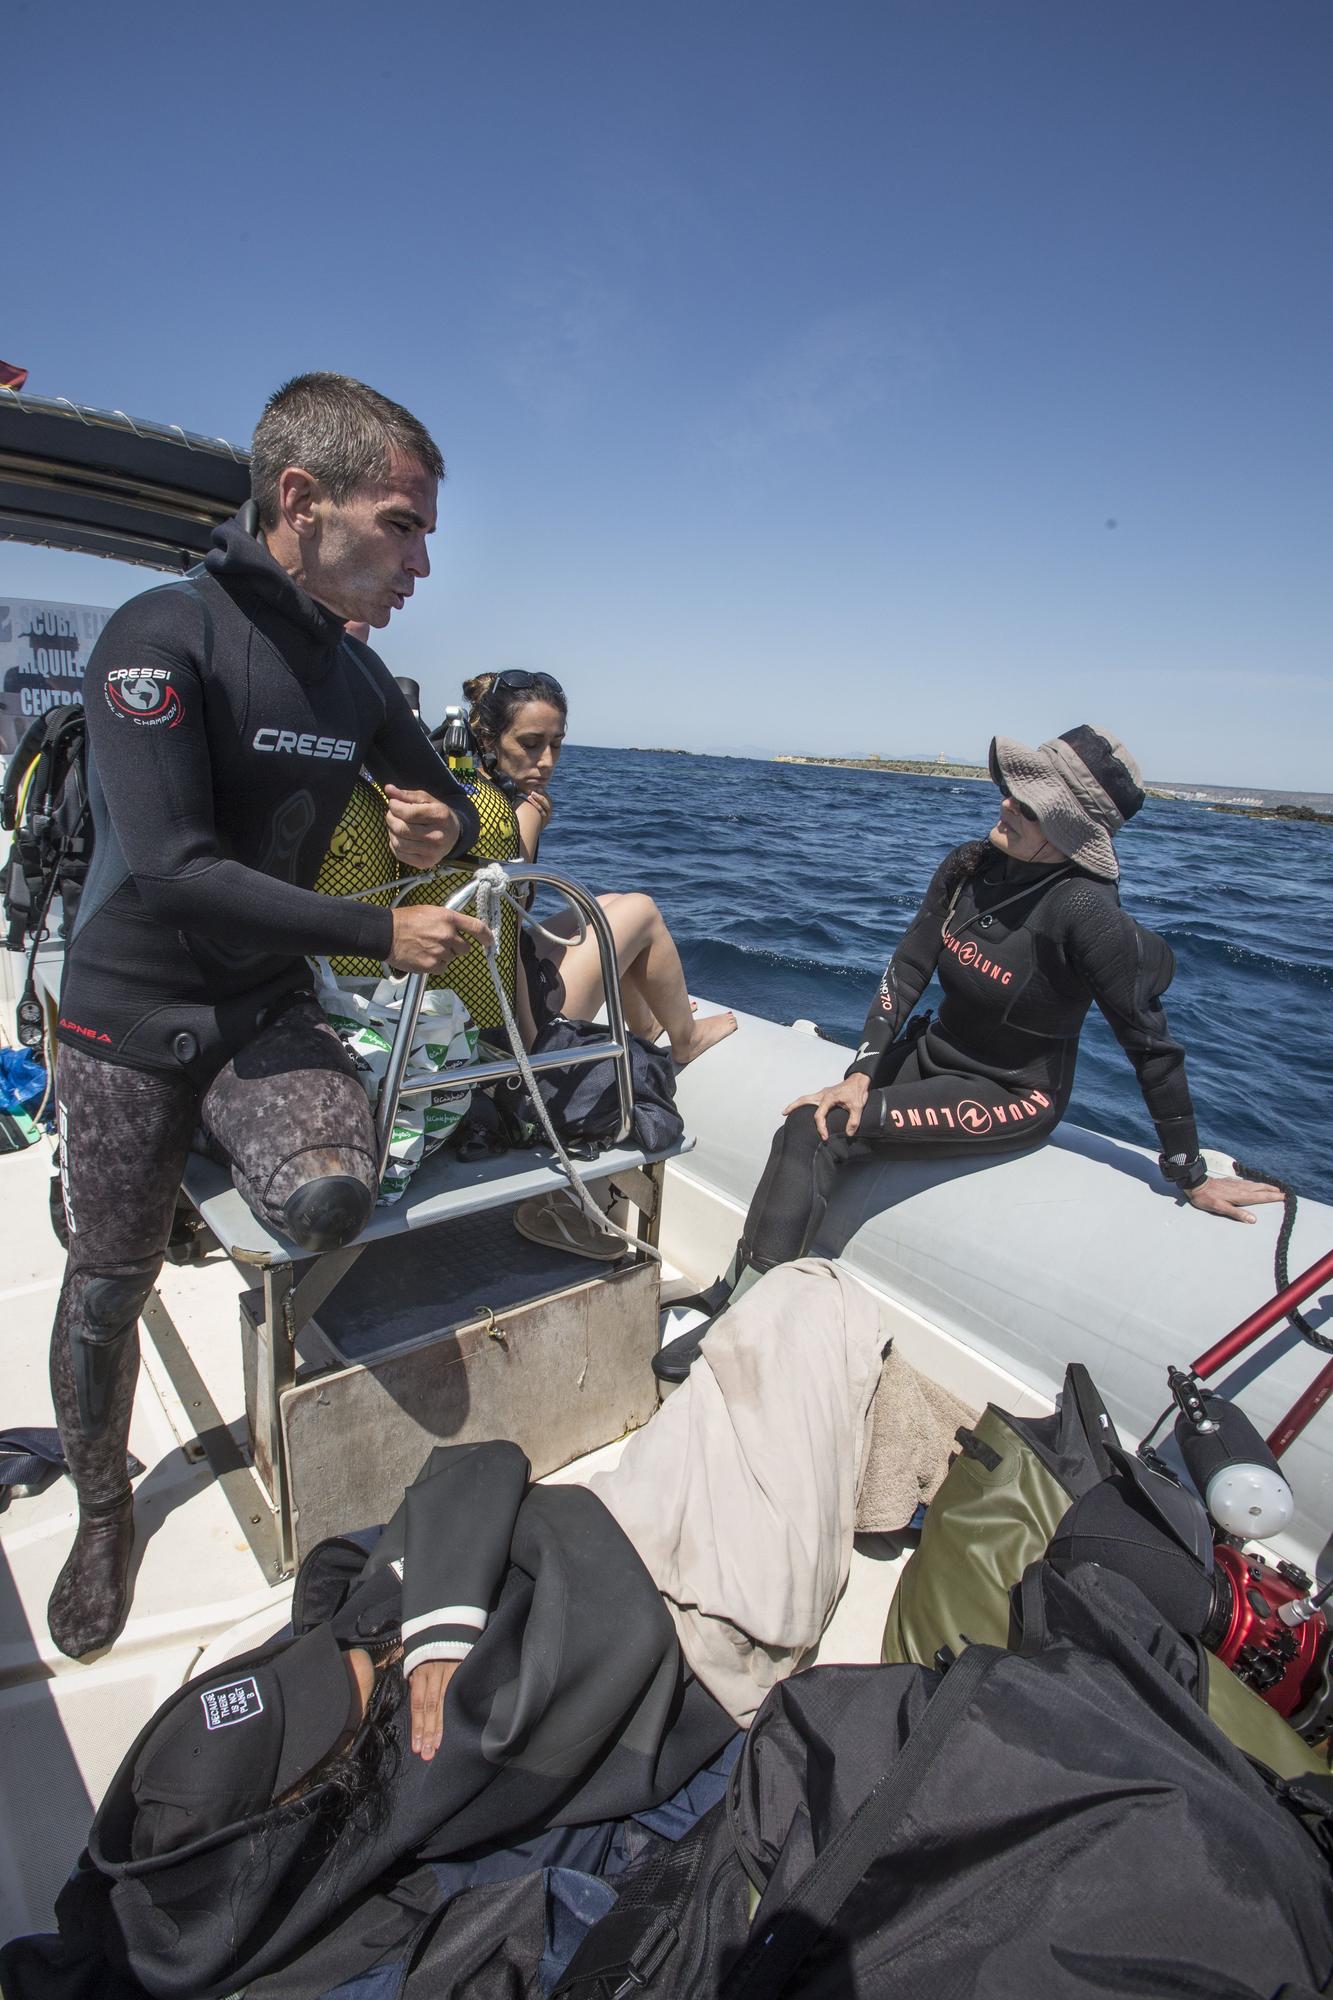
[3, 1, 1329, 785]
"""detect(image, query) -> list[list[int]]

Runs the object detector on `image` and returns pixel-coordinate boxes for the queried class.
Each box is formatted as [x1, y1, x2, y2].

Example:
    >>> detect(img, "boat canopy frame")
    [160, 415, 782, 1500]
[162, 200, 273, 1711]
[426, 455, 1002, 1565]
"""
[0, 386, 250, 571]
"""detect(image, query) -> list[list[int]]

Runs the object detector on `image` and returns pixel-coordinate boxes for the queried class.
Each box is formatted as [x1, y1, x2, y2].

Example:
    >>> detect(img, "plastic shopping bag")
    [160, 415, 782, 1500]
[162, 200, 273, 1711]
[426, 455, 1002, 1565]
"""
[314, 966, 479, 1202]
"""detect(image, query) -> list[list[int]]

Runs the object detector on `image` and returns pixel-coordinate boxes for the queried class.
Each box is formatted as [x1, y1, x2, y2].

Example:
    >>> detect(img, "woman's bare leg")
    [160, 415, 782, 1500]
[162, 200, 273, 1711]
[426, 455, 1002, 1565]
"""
[618, 969, 663, 1043]
[549, 893, 736, 1066]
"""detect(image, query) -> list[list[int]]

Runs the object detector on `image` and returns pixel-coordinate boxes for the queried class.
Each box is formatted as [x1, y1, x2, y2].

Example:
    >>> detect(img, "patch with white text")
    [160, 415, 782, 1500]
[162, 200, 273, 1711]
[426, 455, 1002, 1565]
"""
[104, 667, 183, 728]
[200, 1677, 265, 1729]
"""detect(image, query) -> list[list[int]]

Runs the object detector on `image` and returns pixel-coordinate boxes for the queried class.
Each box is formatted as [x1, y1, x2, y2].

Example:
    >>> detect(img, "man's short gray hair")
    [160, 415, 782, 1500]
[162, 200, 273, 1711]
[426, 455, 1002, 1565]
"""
[250, 372, 444, 527]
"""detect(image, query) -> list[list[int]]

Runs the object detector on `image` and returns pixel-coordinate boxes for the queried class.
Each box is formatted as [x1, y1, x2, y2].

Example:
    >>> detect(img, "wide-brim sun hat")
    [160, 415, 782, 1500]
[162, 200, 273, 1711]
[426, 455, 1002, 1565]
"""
[988, 725, 1145, 881]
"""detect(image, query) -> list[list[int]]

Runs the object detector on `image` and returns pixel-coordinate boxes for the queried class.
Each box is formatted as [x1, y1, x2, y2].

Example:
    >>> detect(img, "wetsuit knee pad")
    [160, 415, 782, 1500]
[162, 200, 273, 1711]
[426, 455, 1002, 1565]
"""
[282, 1174, 375, 1253]
[782, 1102, 822, 1146]
[83, 1275, 154, 1333]
[71, 1276, 152, 1442]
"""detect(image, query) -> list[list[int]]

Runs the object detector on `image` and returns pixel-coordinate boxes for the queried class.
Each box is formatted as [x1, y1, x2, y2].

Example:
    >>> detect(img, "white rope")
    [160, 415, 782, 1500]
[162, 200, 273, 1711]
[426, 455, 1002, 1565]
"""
[388, 862, 587, 951]
[466, 863, 658, 1262]
[332, 852, 643, 1254]
[347, 859, 588, 953]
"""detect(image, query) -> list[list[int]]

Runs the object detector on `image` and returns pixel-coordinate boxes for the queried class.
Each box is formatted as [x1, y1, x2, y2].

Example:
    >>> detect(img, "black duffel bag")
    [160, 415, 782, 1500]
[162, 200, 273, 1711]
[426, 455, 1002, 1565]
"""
[500, 1015, 684, 1155]
[555, 1559, 1333, 2000]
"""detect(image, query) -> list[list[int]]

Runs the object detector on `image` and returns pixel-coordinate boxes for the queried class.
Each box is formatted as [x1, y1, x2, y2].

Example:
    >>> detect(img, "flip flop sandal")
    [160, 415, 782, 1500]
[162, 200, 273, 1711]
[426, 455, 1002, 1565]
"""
[513, 1190, 625, 1261]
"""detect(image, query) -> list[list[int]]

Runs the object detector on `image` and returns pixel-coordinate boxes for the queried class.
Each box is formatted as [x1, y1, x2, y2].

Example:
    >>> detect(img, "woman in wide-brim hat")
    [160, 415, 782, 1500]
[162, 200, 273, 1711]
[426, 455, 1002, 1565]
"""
[654, 724, 1281, 1384]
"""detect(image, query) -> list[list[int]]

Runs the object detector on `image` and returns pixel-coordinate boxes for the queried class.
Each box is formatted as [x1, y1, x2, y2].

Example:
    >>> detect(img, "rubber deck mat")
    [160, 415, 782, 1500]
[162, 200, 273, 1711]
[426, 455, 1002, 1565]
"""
[312, 1199, 622, 1366]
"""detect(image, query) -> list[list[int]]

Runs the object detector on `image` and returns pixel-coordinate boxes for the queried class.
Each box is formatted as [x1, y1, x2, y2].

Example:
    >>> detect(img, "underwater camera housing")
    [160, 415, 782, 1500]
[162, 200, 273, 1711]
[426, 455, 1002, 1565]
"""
[1123, 1244, 1333, 1741]
[1201, 1542, 1333, 1741]
[1165, 1371, 1333, 1741]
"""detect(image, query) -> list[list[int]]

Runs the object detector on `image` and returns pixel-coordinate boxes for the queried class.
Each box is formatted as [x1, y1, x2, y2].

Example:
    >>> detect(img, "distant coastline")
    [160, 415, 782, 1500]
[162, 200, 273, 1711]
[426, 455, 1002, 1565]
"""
[776, 754, 989, 781]
[1205, 801, 1333, 827]
[611, 747, 1331, 816]
[772, 754, 1332, 821]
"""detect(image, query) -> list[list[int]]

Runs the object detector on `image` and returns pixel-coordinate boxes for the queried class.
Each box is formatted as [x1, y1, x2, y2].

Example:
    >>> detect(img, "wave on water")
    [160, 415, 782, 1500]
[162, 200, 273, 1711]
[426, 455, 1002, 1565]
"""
[1159, 932, 1333, 989]
[548, 746, 1333, 1204]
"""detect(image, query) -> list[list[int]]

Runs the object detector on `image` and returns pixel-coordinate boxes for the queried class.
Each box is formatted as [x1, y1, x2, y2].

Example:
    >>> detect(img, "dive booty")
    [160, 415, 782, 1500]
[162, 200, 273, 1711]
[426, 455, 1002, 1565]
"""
[652, 1270, 755, 1384]
[47, 1490, 136, 1660]
[652, 1310, 724, 1385]
[282, 1175, 375, 1253]
[667, 1277, 733, 1319]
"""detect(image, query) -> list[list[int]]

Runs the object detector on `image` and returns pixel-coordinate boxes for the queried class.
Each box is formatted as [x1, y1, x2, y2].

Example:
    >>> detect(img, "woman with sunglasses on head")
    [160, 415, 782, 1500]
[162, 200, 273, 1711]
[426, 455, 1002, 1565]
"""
[654, 725, 1281, 1382]
[459, 670, 736, 1066]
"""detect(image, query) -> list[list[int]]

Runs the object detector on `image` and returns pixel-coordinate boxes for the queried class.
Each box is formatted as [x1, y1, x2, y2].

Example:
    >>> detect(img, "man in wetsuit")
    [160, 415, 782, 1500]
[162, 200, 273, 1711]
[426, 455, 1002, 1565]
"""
[655, 724, 1282, 1381]
[47, 373, 491, 1658]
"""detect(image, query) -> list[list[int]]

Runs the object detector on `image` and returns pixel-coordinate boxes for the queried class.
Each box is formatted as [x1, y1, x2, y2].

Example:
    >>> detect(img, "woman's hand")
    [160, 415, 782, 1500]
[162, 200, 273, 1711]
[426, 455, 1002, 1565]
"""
[521, 788, 553, 829]
[783, 1073, 871, 1141]
[408, 1657, 460, 1761]
[1183, 1174, 1285, 1224]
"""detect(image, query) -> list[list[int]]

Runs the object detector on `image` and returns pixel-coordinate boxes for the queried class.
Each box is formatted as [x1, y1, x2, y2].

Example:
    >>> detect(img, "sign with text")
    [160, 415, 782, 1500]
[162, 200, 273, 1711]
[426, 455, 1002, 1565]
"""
[0, 597, 115, 757]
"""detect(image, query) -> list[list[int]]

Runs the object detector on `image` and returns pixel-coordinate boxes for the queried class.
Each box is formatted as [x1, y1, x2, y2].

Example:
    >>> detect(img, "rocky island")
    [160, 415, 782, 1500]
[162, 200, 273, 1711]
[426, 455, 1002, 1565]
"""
[776, 754, 988, 780]
[1205, 801, 1333, 827]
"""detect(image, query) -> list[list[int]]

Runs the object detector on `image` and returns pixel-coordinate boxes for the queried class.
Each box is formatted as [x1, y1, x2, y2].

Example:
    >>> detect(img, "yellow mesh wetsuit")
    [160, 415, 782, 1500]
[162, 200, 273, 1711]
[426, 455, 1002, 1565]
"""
[314, 772, 521, 1028]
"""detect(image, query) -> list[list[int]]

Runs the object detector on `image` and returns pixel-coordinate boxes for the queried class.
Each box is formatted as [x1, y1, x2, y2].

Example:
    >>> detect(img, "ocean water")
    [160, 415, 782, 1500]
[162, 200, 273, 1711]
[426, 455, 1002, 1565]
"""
[538, 746, 1333, 1206]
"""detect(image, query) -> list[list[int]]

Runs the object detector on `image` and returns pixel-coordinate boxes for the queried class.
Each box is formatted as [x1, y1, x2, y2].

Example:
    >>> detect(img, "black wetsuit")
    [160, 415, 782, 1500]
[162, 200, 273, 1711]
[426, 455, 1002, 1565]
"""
[44, 511, 480, 1658]
[738, 840, 1200, 1272]
[59, 506, 478, 1077]
[52, 1446, 732, 2000]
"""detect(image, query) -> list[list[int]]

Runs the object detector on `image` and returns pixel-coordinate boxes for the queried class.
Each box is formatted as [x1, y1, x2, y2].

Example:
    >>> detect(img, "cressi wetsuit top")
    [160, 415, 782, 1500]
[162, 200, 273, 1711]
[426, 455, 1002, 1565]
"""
[845, 840, 1199, 1158]
[58, 509, 480, 1079]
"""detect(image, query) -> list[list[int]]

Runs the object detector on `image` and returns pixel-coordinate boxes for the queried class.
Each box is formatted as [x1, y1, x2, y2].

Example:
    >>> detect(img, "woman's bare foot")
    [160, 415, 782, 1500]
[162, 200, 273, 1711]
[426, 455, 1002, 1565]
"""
[671, 1011, 737, 1066]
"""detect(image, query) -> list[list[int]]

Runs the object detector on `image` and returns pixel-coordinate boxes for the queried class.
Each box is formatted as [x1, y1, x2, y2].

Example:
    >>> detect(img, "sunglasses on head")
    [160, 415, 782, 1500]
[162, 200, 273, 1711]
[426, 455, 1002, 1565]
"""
[489, 670, 565, 699]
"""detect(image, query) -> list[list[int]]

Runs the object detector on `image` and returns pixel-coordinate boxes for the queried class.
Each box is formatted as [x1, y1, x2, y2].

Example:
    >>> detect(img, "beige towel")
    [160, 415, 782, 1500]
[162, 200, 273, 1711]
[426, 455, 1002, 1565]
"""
[855, 1346, 979, 1533]
[590, 1258, 888, 1725]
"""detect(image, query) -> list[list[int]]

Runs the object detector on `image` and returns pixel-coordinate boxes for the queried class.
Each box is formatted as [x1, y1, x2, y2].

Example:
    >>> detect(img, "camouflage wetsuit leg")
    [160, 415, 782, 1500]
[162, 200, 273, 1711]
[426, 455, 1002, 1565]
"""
[47, 1003, 377, 1659]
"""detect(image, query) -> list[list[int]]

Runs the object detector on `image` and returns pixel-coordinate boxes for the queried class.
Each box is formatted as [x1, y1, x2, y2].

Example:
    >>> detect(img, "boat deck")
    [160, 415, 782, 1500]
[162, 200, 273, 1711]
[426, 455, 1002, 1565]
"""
[5, 978, 1330, 1949]
[0, 1037, 913, 1943]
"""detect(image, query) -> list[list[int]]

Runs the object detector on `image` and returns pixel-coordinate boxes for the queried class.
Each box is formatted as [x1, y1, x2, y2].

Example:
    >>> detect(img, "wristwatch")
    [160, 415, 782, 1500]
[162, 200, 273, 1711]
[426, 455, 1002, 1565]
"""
[1159, 1151, 1208, 1192]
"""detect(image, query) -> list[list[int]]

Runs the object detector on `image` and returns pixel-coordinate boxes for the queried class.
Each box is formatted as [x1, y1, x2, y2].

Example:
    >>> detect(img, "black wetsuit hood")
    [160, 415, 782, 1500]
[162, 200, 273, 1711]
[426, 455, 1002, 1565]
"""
[204, 503, 347, 662]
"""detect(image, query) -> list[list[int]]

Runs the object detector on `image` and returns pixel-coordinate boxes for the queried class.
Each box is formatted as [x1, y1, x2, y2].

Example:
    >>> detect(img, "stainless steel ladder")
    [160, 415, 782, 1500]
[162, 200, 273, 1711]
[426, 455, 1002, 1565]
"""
[371, 863, 635, 1175]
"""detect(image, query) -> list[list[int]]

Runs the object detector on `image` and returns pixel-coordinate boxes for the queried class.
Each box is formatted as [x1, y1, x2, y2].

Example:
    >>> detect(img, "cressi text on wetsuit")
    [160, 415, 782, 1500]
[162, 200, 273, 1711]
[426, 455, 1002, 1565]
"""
[58, 505, 480, 1080]
[739, 840, 1199, 1272]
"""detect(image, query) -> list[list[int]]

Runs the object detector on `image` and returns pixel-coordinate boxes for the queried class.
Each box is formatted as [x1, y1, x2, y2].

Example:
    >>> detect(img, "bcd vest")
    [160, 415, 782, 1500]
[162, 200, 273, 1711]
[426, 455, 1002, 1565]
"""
[315, 770, 520, 1029]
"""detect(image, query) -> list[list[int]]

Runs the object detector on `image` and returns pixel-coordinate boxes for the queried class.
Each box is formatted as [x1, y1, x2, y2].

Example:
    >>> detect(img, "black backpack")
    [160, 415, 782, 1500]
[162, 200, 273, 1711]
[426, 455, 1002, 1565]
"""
[1, 702, 90, 1044]
[555, 1560, 1333, 2000]
[500, 1015, 685, 1155]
